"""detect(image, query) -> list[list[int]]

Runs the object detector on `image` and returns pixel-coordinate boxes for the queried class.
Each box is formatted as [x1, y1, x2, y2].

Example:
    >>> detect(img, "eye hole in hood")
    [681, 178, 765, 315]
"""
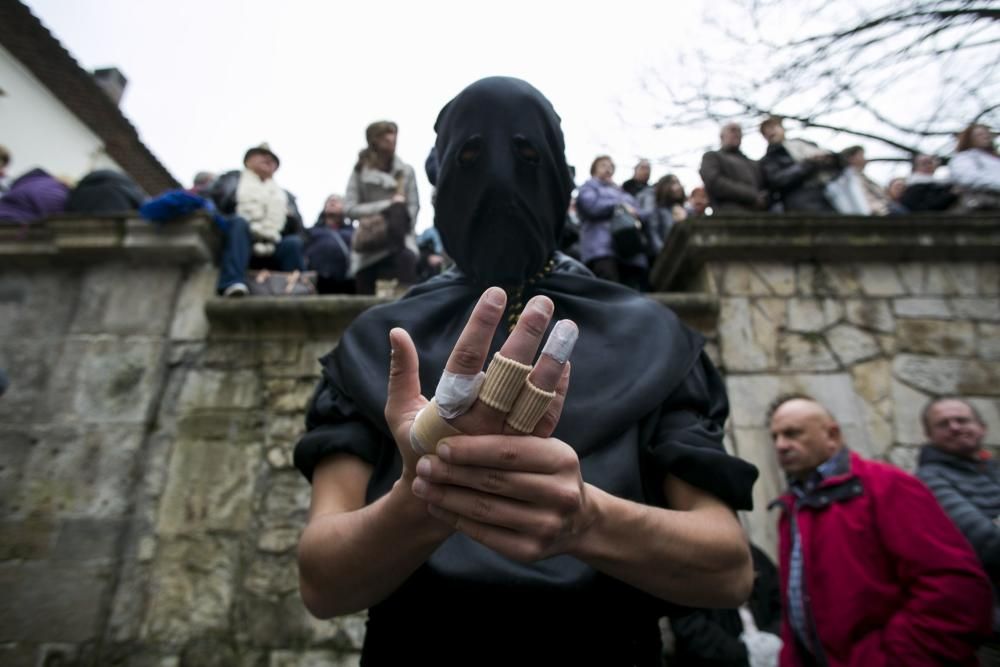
[458, 136, 482, 167]
[513, 136, 540, 165]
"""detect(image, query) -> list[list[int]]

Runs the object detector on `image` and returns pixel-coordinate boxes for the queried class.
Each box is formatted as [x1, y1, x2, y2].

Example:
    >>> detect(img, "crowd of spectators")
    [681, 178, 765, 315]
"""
[561, 118, 999, 291]
[0, 119, 997, 296]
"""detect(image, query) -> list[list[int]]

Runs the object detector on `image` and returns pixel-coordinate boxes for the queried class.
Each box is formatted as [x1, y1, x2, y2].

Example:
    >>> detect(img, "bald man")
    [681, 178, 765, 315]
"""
[699, 122, 767, 213]
[768, 395, 991, 666]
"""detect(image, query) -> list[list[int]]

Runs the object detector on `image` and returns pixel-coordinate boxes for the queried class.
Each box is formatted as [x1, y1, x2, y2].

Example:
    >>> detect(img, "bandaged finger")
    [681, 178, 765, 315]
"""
[478, 353, 532, 413]
[434, 370, 486, 419]
[410, 399, 463, 456]
[505, 379, 557, 433]
[541, 319, 578, 364]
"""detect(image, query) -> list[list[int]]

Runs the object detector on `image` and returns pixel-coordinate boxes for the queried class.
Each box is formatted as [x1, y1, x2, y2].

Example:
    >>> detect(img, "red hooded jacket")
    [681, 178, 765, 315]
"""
[774, 450, 992, 666]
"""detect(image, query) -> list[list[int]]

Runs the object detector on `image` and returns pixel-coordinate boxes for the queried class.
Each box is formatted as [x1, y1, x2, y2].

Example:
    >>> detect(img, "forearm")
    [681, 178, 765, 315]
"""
[298, 476, 451, 618]
[572, 484, 752, 607]
[346, 198, 392, 218]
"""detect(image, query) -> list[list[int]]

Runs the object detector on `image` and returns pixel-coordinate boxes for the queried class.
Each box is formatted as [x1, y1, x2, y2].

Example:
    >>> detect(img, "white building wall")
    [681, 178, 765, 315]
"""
[0, 42, 123, 183]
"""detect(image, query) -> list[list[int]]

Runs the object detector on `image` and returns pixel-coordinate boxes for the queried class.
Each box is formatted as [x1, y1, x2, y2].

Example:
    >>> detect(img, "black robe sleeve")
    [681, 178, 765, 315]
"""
[293, 367, 384, 483]
[644, 352, 758, 511]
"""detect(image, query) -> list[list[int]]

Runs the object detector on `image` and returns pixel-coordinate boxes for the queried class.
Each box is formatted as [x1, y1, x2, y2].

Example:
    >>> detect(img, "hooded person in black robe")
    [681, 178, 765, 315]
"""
[294, 76, 758, 667]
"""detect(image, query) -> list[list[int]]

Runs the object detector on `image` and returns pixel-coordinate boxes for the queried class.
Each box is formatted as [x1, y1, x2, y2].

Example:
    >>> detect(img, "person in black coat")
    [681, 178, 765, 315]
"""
[900, 154, 958, 212]
[65, 170, 146, 214]
[305, 194, 355, 294]
[758, 117, 839, 213]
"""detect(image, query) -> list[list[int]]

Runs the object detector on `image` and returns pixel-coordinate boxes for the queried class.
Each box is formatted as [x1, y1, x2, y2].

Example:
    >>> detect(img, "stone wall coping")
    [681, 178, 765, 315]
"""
[0, 213, 218, 265]
[205, 292, 719, 338]
[651, 214, 1000, 290]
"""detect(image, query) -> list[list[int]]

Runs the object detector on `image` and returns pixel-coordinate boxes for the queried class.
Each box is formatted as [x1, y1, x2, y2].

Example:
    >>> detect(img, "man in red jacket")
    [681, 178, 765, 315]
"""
[768, 395, 991, 666]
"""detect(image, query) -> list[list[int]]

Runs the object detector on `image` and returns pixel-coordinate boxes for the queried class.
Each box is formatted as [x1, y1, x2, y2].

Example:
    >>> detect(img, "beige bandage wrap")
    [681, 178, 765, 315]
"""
[410, 399, 463, 456]
[478, 353, 532, 413]
[505, 379, 556, 433]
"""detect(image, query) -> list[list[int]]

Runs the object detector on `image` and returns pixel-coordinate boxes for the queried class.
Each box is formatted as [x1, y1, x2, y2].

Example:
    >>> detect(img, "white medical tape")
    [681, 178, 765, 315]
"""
[541, 319, 578, 364]
[434, 370, 486, 419]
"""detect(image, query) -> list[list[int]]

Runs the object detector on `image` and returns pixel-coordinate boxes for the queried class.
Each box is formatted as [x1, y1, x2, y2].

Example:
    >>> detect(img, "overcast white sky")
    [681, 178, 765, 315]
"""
[20, 0, 752, 227]
[23, 0, 918, 228]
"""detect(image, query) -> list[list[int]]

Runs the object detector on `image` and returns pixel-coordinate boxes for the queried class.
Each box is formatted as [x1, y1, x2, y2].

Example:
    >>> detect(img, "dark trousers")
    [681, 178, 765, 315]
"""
[355, 248, 418, 295]
[217, 216, 305, 292]
[305, 232, 354, 294]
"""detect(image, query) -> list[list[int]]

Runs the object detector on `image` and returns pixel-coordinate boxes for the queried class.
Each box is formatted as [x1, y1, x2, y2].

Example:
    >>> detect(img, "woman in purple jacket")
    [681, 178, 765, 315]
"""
[576, 155, 647, 290]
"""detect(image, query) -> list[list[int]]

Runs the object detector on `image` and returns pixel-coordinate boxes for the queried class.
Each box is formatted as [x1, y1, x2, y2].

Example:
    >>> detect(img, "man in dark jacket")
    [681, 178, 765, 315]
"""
[65, 170, 146, 214]
[901, 154, 958, 212]
[916, 398, 999, 626]
[700, 123, 767, 213]
[621, 159, 651, 197]
[758, 117, 839, 213]
[769, 394, 991, 666]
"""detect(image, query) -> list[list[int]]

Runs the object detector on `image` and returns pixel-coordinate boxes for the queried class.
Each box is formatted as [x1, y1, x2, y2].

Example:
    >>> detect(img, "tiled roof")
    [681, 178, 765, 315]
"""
[0, 0, 180, 194]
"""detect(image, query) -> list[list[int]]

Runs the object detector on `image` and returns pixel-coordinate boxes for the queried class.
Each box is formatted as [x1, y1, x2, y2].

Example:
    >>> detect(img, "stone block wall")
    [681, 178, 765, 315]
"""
[0, 217, 370, 666]
[102, 327, 367, 667]
[0, 258, 188, 666]
[2, 215, 997, 664]
[707, 260, 1000, 558]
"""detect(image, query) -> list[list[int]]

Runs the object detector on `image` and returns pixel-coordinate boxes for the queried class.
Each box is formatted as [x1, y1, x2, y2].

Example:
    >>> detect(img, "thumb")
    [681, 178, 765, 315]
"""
[385, 327, 423, 428]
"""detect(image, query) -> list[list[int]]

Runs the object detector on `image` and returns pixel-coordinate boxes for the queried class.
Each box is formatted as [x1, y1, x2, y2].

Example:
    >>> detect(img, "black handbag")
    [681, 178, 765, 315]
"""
[609, 206, 645, 257]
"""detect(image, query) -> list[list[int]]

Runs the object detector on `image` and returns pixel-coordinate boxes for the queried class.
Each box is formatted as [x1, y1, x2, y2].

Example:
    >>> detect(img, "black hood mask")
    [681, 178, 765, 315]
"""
[434, 77, 575, 286]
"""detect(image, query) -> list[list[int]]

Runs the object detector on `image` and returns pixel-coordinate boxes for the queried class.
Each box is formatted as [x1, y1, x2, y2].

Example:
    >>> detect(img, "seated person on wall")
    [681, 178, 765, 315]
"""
[758, 116, 840, 213]
[768, 394, 991, 666]
[0, 167, 70, 224]
[916, 398, 1000, 633]
[210, 143, 305, 297]
[65, 169, 146, 214]
[344, 120, 421, 295]
[190, 171, 216, 197]
[901, 153, 958, 212]
[949, 123, 1000, 211]
[699, 122, 768, 214]
[294, 76, 759, 666]
[305, 194, 355, 295]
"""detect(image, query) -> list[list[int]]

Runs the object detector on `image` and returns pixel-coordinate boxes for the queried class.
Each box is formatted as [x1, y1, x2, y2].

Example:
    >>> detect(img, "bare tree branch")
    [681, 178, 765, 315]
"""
[644, 0, 999, 161]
